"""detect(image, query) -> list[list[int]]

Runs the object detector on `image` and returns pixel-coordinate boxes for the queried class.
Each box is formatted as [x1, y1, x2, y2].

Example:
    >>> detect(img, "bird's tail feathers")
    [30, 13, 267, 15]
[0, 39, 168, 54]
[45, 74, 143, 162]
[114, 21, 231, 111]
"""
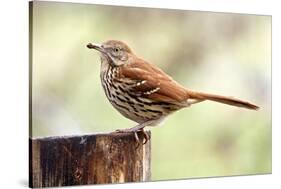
[186, 90, 259, 110]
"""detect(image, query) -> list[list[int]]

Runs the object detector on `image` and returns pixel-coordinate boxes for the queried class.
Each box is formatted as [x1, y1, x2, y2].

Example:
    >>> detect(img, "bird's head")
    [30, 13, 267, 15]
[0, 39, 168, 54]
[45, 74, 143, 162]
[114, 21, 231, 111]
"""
[87, 40, 134, 67]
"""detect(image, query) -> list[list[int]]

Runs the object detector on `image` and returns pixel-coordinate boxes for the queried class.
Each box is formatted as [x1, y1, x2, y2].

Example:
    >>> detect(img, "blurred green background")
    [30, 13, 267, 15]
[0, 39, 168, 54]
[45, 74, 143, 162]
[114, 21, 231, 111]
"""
[31, 1, 271, 180]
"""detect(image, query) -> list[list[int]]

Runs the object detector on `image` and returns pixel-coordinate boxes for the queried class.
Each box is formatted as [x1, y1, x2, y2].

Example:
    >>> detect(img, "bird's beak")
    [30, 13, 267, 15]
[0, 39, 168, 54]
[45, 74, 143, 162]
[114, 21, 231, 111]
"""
[87, 43, 106, 54]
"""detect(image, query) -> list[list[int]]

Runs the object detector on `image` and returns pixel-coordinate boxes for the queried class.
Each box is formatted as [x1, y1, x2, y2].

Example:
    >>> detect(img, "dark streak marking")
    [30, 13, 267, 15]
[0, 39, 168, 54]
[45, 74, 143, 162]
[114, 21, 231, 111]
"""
[145, 109, 163, 114]
[124, 96, 130, 101]
[116, 96, 126, 103]
[118, 86, 126, 93]
[110, 100, 131, 112]
[137, 103, 144, 107]
[140, 109, 148, 112]
[146, 101, 172, 106]
[131, 106, 139, 113]
[104, 81, 112, 98]
[127, 92, 143, 103]
[108, 82, 118, 90]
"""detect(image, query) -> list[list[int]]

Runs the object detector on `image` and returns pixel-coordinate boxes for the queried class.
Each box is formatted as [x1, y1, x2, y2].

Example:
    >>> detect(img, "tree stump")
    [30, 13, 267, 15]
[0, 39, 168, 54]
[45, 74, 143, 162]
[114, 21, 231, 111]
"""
[29, 131, 151, 188]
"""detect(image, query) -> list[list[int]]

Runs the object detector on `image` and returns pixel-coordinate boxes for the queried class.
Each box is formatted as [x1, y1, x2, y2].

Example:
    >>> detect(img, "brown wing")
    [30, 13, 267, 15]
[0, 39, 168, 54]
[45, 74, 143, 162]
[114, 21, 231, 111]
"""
[118, 57, 189, 104]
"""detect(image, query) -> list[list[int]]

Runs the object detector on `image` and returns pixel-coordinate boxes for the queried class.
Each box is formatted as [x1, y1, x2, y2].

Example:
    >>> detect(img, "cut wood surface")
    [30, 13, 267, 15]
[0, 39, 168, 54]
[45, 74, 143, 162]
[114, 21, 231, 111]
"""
[29, 131, 151, 188]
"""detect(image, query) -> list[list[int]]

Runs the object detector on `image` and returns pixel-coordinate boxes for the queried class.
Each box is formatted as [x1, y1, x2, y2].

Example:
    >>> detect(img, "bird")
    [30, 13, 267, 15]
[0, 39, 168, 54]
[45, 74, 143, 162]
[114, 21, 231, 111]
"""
[87, 40, 259, 144]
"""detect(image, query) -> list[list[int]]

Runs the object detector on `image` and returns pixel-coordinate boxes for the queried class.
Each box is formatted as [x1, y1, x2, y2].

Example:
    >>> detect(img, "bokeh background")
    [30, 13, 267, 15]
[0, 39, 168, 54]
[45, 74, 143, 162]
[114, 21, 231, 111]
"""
[30, 1, 271, 180]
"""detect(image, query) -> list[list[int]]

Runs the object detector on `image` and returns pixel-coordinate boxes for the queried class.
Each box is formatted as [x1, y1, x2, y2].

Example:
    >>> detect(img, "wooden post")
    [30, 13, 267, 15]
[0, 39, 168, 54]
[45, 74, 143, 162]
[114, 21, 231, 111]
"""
[29, 131, 151, 188]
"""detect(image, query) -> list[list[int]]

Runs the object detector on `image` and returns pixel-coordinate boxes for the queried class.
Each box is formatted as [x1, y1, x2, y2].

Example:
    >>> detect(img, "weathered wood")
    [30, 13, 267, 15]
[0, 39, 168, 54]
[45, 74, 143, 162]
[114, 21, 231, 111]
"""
[29, 131, 151, 188]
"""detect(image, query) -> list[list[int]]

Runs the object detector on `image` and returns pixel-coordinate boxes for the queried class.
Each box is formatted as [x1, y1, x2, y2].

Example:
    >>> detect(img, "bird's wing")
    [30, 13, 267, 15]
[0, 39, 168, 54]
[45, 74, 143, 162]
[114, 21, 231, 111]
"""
[118, 58, 189, 104]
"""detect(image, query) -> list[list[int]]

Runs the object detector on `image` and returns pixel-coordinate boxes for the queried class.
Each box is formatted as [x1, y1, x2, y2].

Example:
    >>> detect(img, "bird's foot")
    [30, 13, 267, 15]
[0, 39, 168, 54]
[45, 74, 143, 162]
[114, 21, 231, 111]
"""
[115, 128, 150, 147]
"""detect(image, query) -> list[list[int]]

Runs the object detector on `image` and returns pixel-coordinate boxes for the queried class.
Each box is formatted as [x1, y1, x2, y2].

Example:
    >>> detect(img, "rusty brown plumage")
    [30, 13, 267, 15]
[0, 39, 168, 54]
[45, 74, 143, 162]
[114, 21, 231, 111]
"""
[87, 40, 259, 143]
[118, 59, 189, 104]
[117, 52, 258, 110]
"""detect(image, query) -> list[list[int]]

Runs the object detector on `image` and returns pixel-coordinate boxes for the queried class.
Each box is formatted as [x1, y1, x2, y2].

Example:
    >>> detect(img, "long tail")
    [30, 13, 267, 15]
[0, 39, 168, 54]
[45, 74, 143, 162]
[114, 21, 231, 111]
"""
[186, 90, 259, 110]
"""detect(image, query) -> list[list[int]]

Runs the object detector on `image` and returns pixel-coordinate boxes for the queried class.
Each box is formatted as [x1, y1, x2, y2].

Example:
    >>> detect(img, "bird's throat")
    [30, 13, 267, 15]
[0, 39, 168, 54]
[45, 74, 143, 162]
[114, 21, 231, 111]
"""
[100, 54, 116, 67]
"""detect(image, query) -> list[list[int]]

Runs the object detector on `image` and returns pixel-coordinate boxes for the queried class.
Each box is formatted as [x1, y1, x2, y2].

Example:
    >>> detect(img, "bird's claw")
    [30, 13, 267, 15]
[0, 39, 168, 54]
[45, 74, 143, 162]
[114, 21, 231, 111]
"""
[114, 128, 150, 148]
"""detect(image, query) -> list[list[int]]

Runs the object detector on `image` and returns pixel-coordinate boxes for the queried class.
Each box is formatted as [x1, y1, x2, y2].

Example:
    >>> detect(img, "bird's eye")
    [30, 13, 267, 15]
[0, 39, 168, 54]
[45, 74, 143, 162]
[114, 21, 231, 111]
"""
[114, 48, 119, 52]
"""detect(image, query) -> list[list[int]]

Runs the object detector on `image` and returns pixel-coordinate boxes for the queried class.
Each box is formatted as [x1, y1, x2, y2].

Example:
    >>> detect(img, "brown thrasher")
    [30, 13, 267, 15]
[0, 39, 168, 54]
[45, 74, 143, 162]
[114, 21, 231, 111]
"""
[87, 40, 259, 143]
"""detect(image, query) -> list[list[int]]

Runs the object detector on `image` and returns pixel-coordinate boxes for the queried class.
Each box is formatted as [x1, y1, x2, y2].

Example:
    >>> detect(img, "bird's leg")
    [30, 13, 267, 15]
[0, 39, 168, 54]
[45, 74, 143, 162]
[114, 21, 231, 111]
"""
[140, 128, 150, 144]
[133, 129, 150, 149]
[115, 119, 155, 133]
[115, 124, 145, 133]
[133, 131, 140, 143]
[115, 120, 154, 145]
